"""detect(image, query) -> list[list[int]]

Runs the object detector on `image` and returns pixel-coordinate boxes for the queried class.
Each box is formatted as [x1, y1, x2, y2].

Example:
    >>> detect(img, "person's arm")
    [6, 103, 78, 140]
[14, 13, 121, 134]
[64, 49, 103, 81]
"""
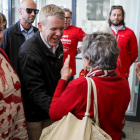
[49, 55, 81, 121]
[49, 78, 85, 121]
[76, 29, 86, 55]
[18, 53, 52, 113]
[0, 29, 9, 54]
[135, 62, 140, 81]
[78, 28, 86, 42]
[129, 31, 138, 65]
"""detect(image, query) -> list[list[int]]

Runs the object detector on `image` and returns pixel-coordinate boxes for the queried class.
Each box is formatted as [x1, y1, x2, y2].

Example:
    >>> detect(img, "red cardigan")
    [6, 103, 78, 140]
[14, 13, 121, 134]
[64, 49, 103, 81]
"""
[49, 76, 130, 140]
[112, 27, 138, 78]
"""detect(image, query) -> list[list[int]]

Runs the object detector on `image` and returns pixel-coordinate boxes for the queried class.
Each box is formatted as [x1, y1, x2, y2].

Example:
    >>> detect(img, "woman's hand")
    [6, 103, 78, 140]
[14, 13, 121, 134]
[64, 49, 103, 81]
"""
[135, 62, 140, 81]
[61, 55, 72, 81]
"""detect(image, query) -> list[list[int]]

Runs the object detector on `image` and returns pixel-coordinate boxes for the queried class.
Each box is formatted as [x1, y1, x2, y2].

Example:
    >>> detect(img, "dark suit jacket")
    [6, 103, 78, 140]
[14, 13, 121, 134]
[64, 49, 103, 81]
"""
[18, 31, 63, 121]
[0, 21, 38, 72]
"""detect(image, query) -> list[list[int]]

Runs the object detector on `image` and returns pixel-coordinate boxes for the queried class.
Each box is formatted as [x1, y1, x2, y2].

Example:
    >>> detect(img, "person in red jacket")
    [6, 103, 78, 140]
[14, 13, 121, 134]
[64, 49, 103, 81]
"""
[49, 32, 130, 140]
[108, 5, 138, 138]
[108, 5, 138, 78]
[61, 8, 85, 82]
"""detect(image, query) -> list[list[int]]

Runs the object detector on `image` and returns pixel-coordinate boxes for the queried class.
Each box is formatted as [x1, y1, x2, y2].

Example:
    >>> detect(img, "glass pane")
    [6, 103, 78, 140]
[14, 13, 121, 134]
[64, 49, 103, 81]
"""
[12, 0, 21, 25]
[34, 0, 72, 27]
[0, 0, 8, 27]
[76, 0, 110, 34]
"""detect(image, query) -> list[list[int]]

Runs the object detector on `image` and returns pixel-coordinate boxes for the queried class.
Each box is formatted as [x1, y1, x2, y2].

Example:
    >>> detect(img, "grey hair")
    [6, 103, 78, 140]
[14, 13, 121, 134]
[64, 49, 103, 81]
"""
[93, 25, 113, 35]
[63, 8, 72, 15]
[82, 33, 119, 70]
[39, 4, 65, 25]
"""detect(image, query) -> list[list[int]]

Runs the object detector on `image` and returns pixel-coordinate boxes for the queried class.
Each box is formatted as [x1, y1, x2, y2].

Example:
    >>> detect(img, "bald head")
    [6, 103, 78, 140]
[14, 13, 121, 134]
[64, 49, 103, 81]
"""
[19, 0, 36, 9]
[18, 0, 37, 28]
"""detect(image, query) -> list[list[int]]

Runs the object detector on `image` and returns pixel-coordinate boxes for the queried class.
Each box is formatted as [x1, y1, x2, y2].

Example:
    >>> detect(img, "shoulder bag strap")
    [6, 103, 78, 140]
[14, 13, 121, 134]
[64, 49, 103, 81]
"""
[84, 77, 92, 116]
[89, 78, 99, 125]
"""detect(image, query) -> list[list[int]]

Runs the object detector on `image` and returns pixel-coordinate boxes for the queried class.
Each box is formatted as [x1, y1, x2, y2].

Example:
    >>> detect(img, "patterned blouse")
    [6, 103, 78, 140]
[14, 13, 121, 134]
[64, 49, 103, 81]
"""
[0, 49, 28, 140]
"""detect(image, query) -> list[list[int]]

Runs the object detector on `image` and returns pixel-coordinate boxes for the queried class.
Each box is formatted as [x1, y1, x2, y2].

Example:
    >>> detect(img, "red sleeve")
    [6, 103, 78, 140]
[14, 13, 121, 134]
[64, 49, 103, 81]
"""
[129, 31, 138, 65]
[0, 48, 16, 72]
[0, 48, 11, 63]
[78, 28, 86, 41]
[49, 79, 83, 121]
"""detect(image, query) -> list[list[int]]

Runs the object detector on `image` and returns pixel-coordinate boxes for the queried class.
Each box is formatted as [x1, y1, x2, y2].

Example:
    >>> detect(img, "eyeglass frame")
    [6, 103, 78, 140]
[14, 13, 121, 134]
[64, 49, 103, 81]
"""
[22, 8, 39, 14]
[65, 17, 71, 20]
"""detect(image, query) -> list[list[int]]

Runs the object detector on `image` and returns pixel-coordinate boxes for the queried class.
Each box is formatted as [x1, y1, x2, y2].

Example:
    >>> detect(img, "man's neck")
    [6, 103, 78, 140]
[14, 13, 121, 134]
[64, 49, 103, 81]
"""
[20, 19, 31, 29]
[111, 24, 122, 30]
[64, 25, 70, 30]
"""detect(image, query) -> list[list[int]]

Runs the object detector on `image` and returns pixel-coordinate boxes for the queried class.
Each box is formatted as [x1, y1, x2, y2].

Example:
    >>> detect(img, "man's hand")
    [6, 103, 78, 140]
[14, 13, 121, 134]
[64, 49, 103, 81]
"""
[135, 62, 140, 81]
[61, 55, 72, 81]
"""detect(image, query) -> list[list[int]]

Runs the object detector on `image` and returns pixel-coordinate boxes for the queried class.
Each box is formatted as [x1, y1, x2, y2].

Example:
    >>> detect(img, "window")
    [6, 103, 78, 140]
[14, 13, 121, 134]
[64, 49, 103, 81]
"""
[0, 0, 8, 27]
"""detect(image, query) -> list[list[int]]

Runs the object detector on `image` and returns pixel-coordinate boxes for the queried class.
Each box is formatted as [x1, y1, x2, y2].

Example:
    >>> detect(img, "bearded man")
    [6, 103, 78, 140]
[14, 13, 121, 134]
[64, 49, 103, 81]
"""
[109, 5, 138, 78]
[108, 5, 138, 138]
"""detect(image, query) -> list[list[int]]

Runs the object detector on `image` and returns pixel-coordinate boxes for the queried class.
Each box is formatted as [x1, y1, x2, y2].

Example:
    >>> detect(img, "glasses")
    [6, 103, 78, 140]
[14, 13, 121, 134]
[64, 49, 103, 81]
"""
[65, 17, 71, 20]
[22, 8, 39, 14]
[111, 5, 123, 9]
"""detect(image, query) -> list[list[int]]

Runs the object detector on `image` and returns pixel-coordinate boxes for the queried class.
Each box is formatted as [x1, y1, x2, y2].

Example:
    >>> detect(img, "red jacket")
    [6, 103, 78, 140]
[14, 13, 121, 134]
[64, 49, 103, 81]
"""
[112, 27, 138, 78]
[49, 76, 130, 140]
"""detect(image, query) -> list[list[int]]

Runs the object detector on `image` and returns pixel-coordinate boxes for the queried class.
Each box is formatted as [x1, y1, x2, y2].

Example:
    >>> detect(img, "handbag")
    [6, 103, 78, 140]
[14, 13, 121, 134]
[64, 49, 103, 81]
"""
[39, 77, 112, 140]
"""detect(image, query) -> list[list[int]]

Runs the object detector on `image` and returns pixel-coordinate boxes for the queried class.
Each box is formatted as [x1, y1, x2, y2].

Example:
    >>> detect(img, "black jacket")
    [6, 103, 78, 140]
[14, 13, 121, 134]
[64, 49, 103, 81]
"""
[18, 31, 63, 122]
[0, 21, 38, 72]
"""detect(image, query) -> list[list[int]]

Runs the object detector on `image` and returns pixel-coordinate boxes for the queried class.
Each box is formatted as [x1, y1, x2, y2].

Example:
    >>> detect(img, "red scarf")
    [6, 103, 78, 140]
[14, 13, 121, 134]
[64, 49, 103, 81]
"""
[79, 66, 117, 78]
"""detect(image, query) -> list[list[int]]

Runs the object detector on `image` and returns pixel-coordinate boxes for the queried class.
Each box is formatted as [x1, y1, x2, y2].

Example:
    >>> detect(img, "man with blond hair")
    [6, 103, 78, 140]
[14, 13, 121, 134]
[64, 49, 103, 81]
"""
[0, 0, 38, 72]
[18, 4, 65, 140]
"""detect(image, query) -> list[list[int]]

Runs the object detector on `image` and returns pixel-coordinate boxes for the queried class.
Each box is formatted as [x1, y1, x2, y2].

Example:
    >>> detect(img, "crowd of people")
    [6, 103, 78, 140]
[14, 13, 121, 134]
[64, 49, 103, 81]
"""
[0, 0, 139, 140]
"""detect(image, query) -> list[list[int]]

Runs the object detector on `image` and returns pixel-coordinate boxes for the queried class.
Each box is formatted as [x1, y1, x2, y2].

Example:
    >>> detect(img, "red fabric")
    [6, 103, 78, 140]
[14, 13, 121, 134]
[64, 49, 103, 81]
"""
[61, 26, 85, 76]
[0, 48, 28, 139]
[0, 48, 11, 64]
[112, 27, 138, 78]
[49, 77, 130, 140]
[79, 69, 86, 77]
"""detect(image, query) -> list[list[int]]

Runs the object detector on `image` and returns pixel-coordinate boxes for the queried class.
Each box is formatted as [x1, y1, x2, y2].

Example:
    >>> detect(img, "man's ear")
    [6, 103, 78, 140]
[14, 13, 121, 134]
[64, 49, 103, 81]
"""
[18, 8, 22, 15]
[38, 22, 42, 32]
[109, 15, 111, 20]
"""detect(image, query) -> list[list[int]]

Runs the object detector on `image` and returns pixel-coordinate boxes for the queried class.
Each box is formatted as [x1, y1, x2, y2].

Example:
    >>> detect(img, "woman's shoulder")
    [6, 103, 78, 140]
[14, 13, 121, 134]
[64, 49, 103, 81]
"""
[68, 77, 87, 87]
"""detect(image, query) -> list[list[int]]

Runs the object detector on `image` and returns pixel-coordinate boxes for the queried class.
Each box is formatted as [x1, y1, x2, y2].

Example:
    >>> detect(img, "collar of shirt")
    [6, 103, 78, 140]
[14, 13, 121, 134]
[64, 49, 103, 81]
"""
[20, 23, 33, 33]
[20, 23, 34, 40]
[40, 32, 58, 54]
[111, 25, 126, 34]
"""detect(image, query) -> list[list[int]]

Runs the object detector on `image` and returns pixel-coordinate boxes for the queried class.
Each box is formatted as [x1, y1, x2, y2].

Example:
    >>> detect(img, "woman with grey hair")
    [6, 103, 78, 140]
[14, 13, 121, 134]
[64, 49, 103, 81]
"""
[93, 25, 113, 34]
[49, 32, 130, 140]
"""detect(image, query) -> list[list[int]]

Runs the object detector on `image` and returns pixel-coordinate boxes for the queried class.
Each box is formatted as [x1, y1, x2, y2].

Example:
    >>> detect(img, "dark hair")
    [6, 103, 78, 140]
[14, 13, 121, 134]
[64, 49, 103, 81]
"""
[0, 13, 7, 29]
[82, 33, 119, 70]
[108, 5, 125, 26]
[63, 8, 72, 16]
[0, 14, 3, 26]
